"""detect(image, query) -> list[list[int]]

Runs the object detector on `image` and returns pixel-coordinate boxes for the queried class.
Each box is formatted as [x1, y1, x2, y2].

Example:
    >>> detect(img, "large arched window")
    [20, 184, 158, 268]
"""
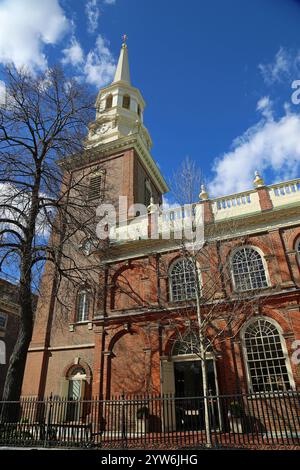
[169, 258, 197, 302]
[232, 247, 268, 292]
[243, 318, 293, 392]
[296, 237, 300, 265]
[76, 288, 90, 322]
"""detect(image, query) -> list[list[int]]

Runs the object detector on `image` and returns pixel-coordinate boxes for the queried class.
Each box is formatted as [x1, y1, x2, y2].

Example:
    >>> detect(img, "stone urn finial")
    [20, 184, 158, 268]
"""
[253, 170, 264, 188]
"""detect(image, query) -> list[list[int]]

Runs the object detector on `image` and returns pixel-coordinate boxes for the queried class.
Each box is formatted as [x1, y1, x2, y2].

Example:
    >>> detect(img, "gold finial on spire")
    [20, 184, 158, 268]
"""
[122, 34, 128, 46]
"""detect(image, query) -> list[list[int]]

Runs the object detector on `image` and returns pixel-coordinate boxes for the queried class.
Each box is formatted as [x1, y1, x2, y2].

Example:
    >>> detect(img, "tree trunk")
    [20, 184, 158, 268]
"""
[1, 299, 33, 421]
[193, 256, 212, 447]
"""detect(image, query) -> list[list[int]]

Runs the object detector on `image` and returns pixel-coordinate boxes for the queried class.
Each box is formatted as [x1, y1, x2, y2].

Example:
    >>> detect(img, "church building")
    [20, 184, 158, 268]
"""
[22, 40, 300, 405]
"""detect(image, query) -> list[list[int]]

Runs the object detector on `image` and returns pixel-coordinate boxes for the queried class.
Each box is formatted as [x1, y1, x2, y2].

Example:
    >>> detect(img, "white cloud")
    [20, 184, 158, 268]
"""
[62, 37, 84, 66]
[60, 34, 116, 89]
[85, 0, 101, 34]
[85, 0, 116, 34]
[84, 35, 116, 87]
[209, 104, 300, 197]
[259, 47, 300, 85]
[0, 0, 69, 72]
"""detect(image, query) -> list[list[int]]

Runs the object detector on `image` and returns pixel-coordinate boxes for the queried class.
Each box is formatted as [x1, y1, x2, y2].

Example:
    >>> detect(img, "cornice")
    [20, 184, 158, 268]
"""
[59, 133, 169, 194]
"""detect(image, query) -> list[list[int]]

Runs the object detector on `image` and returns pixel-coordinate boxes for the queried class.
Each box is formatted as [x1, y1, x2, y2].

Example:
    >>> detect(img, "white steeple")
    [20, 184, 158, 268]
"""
[84, 36, 169, 196]
[88, 36, 152, 151]
[113, 35, 131, 84]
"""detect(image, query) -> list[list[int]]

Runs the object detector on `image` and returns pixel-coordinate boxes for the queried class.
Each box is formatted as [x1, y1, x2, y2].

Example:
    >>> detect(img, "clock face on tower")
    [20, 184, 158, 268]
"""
[97, 123, 109, 135]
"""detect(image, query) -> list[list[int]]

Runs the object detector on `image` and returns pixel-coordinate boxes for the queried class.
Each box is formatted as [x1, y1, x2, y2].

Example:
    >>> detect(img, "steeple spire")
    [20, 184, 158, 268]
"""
[113, 35, 131, 84]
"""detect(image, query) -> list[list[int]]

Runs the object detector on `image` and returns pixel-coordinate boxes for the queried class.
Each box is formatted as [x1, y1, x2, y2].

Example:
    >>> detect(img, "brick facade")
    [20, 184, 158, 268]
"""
[20, 43, 300, 400]
[21, 144, 300, 400]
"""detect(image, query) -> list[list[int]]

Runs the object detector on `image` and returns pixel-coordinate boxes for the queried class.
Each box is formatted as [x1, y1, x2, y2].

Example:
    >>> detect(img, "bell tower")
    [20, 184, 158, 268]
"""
[85, 37, 168, 208]
[87, 36, 151, 150]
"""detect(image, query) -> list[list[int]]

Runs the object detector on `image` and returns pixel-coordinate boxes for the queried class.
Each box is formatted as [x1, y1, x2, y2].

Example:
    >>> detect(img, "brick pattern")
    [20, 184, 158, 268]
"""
[21, 148, 300, 401]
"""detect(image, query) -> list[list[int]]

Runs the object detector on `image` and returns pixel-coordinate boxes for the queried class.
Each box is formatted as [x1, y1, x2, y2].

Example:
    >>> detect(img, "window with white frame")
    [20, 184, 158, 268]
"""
[243, 318, 292, 392]
[169, 258, 197, 302]
[76, 289, 90, 322]
[172, 330, 200, 355]
[232, 247, 268, 292]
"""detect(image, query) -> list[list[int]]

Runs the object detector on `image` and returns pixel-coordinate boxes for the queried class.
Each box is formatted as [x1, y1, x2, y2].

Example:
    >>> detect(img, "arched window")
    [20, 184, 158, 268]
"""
[172, 330, 200, 355]
[232, 247, 268, 292]
[169, 258, 197, 302]
[76, 288, 90, 322]
[295, 237, 300, 265]
[122, 94, 130, 109]
[243, 318, 293, 392]
[137, 104, 141, 117]
[105, 94, 113, 109]
[66, 367, 87, 421]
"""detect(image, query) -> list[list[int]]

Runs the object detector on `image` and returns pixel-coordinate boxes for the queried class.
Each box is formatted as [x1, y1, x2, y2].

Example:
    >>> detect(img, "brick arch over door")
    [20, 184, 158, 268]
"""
[107, 329, 150, 396]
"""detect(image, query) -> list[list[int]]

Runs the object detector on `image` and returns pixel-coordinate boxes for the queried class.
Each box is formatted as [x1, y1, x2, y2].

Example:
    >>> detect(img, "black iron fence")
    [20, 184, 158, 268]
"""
[0, 391, 300, 449]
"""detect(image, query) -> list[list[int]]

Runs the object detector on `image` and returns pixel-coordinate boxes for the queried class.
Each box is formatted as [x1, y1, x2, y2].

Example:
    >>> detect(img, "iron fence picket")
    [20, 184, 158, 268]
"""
[0, 391, 299, 449]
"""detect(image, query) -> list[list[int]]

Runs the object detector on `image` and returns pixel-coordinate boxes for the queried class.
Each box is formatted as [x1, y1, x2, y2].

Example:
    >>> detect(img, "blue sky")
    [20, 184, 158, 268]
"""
[1, 0, 300, 197]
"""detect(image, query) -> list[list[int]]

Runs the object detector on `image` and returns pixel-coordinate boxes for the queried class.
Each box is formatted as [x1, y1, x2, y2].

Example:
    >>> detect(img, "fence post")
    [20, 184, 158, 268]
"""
[208, 389, 217, 448]
[121, 391, 127, 449]
[44, 393, 53, 448]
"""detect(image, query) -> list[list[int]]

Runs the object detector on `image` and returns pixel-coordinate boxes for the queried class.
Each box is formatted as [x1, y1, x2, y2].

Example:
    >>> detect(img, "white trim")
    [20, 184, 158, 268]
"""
[171, 353, 215, 362]
[240, 316, 296, 393]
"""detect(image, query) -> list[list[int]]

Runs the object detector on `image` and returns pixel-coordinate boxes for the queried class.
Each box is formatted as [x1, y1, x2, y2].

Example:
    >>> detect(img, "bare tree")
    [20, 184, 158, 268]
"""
[0, 65, 107, 405]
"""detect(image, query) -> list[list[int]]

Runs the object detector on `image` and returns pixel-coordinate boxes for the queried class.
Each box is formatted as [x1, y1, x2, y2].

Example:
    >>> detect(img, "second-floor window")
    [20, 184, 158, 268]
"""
[76, 289, 90, 322]
[232, 247, 268, 292]
[169, 258, 197, 302]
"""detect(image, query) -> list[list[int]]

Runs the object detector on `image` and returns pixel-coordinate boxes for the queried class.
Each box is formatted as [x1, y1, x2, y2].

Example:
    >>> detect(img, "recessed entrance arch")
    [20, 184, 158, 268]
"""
[161, 331, 220, 431]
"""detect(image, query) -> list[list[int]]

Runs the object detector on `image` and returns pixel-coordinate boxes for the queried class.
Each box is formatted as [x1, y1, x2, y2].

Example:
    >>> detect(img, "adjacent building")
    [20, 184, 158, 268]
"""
[0, 278, 20, 398]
